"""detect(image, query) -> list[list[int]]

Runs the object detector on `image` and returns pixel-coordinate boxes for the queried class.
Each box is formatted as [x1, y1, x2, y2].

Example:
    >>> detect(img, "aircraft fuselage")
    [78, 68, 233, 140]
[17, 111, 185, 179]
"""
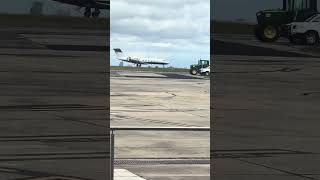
[51, 0, 109, 18]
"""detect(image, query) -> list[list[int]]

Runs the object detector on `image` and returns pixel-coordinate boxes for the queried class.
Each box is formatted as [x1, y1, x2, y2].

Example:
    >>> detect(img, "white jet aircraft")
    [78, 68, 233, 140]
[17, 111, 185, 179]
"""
[113, 48, 169, 67]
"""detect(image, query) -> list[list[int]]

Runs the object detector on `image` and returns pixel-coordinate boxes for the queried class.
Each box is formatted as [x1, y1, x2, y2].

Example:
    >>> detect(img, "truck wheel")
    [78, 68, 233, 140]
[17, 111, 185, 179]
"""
[305, 31, 319, 45]
[205, 71, 210, 76]
[190, 69, 197, 75]
[259, 25, 279, 42]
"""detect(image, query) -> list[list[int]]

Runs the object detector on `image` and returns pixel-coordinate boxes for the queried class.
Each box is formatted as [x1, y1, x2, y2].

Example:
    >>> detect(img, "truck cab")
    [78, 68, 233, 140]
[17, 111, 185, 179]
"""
[200, 65, 211, 76]
[288, 13, 320, 44]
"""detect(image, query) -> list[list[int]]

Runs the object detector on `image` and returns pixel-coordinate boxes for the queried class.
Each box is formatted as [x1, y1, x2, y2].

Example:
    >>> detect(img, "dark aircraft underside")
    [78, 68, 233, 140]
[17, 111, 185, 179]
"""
[52, 0, 109, 18]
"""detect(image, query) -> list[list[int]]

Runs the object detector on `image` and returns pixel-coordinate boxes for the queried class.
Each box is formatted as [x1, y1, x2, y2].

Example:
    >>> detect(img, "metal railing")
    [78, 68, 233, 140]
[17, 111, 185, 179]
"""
[110, 126, 210, 180]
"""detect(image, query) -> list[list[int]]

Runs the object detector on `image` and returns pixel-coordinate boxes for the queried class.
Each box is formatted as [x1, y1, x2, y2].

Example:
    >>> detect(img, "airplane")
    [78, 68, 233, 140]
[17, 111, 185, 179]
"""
[113, 48, 170, 67]
[51, 0, 109, 18]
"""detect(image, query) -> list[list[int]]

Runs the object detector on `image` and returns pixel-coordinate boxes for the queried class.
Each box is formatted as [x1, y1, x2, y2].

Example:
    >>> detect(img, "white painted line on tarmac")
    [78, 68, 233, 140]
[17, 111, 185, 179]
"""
[115, 169, 146, 180]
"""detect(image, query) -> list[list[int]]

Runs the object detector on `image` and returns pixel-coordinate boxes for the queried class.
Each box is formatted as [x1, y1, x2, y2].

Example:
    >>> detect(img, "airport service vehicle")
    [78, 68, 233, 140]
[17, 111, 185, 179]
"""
[255, 0, 318, 42]
[190, 59, 210, 75]
[52, 0, 109, 18]
[113, 48, 169, 67]
[200, 66, 210, 76]
[288, 13, 320, 44]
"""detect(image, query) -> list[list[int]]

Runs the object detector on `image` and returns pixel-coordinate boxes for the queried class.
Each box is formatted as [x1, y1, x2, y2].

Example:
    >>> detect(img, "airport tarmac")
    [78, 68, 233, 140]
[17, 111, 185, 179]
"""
[4, 14, 320, 180]
[212, 34, 320, 179]
[213, 33, 320, 57]
[111, 70, 210, 180]
[0, 21, 211, 180]
[0, 24, 109, 179]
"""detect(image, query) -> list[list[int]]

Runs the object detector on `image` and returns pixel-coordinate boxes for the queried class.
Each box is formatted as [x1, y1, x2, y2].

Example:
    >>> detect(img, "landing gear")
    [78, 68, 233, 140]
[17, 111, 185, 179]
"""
[136, 64, 142, 67]
[84, 7, 91, 18]
[84, 7, 100, 18]
[92, 8, 101, 18]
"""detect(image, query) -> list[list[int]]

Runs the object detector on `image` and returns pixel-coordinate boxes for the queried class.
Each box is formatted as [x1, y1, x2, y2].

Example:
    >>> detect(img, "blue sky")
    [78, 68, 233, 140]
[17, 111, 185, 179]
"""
[110, 0, 210, 68]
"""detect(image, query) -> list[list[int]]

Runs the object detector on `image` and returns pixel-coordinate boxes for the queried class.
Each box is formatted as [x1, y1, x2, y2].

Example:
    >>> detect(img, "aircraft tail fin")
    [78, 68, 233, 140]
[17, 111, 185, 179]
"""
[113, 48, 125, 58]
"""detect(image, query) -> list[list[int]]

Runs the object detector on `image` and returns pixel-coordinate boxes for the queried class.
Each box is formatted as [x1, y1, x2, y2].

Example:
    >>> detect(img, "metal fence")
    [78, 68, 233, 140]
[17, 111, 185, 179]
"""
[110, 126, 210, 180]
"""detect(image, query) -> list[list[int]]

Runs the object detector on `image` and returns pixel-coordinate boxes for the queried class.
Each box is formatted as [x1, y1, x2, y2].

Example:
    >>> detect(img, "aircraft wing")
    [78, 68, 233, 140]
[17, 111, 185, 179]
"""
[94, 0, 109, 9]
[52, 0, 109, 10]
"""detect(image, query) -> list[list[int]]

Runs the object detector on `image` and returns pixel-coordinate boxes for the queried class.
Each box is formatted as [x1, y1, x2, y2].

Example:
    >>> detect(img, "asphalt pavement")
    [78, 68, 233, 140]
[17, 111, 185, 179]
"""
[111, 71, 210, 180]
[0, 24, 109, 179]
[212, 35, 320, 180]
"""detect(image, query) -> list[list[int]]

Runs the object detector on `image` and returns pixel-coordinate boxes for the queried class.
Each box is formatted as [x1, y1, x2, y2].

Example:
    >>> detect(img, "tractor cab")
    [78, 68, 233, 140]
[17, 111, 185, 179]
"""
[199, 60, 210, 68]
[285, 0, 318, 21]
[255, 0, 318, 42]
[284, 0, 315, 11]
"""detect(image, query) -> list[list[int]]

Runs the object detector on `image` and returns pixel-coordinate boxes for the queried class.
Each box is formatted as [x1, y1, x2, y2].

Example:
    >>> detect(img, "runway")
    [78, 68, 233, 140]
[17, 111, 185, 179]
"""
[111, 71, 206, 79]
[0, 22, 109, 179]
[212, 34, 320, 179]
[111, 70, 210, 180]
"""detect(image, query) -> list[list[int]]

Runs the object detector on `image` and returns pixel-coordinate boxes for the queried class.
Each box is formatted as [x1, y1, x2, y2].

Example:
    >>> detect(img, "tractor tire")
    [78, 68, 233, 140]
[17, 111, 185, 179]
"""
[257, 25, 280, 42]
[190, 69, 198, 75]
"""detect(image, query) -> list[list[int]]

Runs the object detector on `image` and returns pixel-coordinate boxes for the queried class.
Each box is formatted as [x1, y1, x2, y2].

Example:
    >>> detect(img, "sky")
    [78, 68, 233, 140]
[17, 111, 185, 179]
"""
[212, 0, 279, 22]
[110, 0, 210, 68]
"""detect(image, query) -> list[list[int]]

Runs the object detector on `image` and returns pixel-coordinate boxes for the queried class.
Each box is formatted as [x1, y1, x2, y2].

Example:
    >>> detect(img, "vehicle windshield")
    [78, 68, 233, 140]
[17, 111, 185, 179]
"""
[199, 60, 209, 66]
[311, 15, 320, 22]
[305, 13, 319, 21]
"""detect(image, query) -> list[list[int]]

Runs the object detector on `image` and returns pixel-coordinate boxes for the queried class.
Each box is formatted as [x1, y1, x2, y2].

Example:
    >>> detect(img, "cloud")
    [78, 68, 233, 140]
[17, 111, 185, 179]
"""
[111, 0, 210, 67]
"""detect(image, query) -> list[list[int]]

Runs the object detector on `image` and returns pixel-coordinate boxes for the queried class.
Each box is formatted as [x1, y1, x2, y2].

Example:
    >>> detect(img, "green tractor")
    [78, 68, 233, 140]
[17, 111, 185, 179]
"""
[255, 0, 318, 42]
[190, 59, 210, 75]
